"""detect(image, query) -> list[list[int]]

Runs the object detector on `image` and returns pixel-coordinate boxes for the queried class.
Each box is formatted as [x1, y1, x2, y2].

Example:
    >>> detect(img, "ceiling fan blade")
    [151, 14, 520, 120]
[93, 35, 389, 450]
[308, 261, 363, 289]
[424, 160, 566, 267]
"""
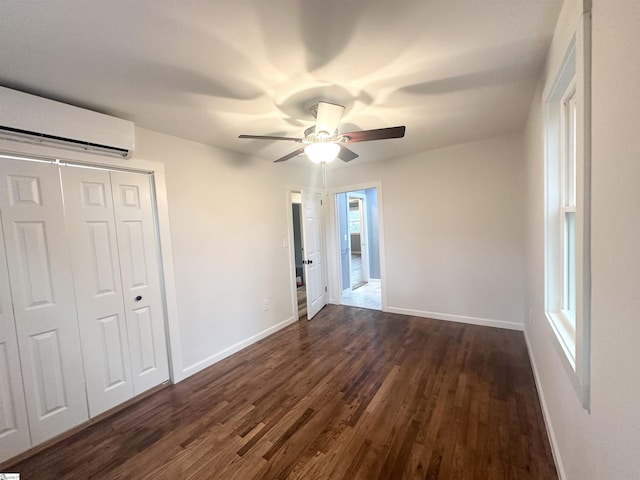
[239, 134, 303, 142]
[341, 126, 406, 143]
[338, 145, 359, 162]
[274, 147, 305, 163]
[315, 101, 345, 136]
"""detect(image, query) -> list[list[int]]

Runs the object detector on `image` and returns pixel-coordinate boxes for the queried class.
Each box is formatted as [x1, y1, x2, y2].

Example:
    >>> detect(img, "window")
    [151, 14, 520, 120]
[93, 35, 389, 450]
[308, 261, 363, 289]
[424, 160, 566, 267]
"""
[348, 203, 361, 233]
[544, 28, 591, 408]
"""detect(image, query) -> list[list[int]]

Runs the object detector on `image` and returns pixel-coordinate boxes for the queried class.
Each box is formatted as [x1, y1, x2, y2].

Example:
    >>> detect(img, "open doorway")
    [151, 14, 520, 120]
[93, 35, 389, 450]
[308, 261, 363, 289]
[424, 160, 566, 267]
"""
[336, 188, 382, 310]
[291, 192, 307, 318]
[289, 189, 327, 320]
[347, 195, 367, 289]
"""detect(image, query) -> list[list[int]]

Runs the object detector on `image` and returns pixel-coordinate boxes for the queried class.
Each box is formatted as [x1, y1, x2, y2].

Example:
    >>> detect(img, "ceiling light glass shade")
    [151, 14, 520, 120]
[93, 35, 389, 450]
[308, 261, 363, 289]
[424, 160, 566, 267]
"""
[304, 142, 340, 164]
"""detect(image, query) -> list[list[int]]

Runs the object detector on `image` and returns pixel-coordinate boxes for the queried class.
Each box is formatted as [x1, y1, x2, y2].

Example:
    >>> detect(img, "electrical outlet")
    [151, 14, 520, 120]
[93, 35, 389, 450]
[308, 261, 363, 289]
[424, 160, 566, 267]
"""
[263, 299, 270, 311]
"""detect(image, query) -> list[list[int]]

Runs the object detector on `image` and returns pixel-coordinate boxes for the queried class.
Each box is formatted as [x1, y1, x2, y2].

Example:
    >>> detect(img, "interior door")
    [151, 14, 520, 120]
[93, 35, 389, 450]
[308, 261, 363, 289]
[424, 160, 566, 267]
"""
[348, 196, 368, 289]
[0, 203, 31, 462]
[0, 159, 88, 444]
[110, 171, 169, 394]
[302, 190, 326, 319]
[61, 166, 134, 416]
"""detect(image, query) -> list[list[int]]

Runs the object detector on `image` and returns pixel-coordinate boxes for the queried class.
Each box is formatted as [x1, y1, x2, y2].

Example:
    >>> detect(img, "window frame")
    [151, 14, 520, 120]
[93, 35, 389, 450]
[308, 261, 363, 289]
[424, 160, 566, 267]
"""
[543, 16, 591, 410]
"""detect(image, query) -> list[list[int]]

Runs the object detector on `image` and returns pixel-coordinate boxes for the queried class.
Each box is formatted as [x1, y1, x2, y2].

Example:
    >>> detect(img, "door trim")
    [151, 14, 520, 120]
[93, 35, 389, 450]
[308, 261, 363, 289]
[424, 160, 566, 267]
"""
[326, 181, 387, 311]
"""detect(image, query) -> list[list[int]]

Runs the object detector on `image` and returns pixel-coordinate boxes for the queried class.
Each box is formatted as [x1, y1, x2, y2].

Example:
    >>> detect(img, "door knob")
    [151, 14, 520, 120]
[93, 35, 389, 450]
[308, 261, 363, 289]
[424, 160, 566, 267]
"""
[135, 295, 142, 301]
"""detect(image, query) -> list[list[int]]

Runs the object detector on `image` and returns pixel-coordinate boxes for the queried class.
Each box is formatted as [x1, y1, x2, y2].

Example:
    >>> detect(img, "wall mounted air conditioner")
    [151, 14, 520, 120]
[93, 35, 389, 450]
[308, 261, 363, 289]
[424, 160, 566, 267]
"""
[0, 86, 135, 158]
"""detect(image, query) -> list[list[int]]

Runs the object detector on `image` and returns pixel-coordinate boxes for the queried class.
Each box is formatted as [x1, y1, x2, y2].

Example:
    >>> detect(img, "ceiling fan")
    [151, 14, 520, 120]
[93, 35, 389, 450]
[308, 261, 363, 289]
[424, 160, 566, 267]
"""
[238, 101, 406, 164]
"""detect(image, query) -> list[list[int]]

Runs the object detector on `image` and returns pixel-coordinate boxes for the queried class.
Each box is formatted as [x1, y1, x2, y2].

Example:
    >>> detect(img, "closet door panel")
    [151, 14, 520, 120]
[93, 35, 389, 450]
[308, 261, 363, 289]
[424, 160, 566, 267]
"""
[61, 167, 134, 417]
[0, 205, 31, 463]
[0, 159, 88, 445]
[110, 171, 169, 394]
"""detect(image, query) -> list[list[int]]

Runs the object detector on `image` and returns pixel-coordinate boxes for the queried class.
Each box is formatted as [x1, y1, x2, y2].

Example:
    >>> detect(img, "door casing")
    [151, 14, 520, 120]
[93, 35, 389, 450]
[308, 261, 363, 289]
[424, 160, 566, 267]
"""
[326, 181, 387, 311]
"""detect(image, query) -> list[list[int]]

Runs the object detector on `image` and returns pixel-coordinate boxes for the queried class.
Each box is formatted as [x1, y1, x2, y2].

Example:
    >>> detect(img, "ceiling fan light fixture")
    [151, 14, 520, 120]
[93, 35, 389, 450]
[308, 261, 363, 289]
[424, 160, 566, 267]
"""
[304, 142, 340, 164]
[238, 98, 405, 164]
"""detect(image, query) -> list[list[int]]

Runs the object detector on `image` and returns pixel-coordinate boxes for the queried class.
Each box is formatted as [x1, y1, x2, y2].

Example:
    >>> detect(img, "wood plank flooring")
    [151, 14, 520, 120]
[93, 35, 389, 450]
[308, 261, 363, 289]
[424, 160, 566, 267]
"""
[5, 305, 558, 479]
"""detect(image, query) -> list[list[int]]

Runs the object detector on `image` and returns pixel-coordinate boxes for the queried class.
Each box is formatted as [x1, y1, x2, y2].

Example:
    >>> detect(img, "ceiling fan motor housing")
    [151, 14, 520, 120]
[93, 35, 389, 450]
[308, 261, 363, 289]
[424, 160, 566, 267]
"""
[304, 125, 340, 142]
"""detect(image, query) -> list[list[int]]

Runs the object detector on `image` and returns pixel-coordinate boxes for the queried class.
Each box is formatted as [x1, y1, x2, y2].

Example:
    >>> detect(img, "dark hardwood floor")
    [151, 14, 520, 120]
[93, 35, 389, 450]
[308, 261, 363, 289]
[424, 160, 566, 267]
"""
[6, 305, 558, 479]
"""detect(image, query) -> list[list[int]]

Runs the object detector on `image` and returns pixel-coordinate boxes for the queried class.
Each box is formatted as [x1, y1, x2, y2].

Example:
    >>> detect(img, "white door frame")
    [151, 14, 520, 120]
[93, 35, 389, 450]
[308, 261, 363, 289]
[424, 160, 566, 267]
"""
[285, 186, 327, 320]
[0, 140, 184, 382]
[326, 181, 387, 311]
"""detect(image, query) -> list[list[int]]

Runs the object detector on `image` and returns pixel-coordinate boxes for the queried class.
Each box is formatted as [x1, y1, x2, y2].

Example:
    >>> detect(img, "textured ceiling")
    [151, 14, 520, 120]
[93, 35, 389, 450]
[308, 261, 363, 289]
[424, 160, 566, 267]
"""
[0, 0, 562, 166]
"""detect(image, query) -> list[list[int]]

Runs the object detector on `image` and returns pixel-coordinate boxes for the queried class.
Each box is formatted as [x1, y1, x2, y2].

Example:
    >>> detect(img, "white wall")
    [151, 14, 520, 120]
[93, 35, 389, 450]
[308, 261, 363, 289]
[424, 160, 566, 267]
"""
[328, 134, 526, 330]
[524, 1, 640, 478]
[133, 127, 527, 381]
[134, 128, 317, 377]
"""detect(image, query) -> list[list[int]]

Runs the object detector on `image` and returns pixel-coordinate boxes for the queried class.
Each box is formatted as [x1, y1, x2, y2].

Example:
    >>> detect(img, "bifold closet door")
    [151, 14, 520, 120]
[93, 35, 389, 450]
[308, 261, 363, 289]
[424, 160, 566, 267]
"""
[0, 159, 88, 445]
[0, 196, 31, 462]
[61, 167, 134, 417]
[110, 171, 169, 394]
[62, 167, 169, 412]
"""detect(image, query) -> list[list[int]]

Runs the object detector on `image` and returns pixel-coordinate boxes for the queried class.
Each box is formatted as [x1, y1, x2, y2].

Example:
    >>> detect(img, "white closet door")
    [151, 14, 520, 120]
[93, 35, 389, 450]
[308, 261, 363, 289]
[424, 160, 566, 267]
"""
[61, 167, 134, 417]
[0, 159, 88, 444]
[110, 171, 169, 394]
[0, 203, 31, 462]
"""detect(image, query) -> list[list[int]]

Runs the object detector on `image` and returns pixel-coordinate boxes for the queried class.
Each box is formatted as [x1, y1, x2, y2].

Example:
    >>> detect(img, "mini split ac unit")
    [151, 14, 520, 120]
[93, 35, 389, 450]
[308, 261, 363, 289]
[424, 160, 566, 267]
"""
[0, 86, 135, 158]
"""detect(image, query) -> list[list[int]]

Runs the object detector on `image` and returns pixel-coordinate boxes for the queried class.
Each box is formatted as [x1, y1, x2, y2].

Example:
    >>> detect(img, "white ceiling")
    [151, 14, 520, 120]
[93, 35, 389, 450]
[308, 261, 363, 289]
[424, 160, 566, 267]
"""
[0, 0, 562, 166]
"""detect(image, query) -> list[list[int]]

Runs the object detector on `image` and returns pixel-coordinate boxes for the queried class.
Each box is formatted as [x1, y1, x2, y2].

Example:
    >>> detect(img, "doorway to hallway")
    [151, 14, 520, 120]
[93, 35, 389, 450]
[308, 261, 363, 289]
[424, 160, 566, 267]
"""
[289, 189, 327, 320]
[291, 196, 307, 318]
[336, 188, 382, 310]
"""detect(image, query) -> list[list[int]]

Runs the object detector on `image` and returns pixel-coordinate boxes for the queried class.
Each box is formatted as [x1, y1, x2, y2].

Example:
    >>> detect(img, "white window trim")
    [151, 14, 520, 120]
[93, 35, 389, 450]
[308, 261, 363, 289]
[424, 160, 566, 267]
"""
[559, 82, 577, 343]
[543, 11, 592, 410]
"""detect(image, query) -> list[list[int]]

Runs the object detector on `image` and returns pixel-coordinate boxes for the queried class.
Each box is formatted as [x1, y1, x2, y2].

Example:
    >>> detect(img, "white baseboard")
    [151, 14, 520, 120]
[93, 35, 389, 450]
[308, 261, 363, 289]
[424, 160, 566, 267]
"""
[181, 315, 297, 378]
[386, 306, 524, 331]
[524, 330, 567, 480]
